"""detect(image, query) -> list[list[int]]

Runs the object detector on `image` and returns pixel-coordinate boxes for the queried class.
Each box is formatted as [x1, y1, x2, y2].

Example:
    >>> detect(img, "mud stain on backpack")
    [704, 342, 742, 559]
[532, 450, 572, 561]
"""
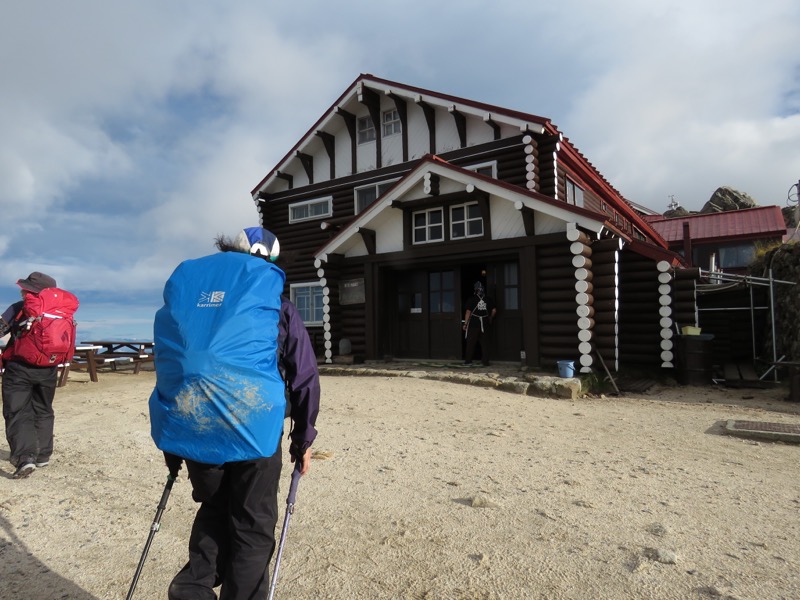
[174, 371, 277, 432]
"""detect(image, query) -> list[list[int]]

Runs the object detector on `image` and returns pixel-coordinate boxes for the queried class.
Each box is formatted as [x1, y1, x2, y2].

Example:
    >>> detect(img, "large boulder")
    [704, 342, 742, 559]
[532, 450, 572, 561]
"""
[663, 206, 690, 218]
[700, 186, 758, 213]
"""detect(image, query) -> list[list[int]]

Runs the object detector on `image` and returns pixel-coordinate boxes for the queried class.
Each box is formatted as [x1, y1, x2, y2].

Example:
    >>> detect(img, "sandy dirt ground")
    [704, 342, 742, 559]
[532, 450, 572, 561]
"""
[1, 370, 799, 600]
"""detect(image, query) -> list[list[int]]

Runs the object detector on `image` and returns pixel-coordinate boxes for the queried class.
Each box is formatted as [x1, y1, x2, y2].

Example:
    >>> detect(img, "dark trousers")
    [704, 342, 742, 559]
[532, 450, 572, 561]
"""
[2, 360, 57, 465]
[169, 447, 283, 600]
[465, 320, 492, 365]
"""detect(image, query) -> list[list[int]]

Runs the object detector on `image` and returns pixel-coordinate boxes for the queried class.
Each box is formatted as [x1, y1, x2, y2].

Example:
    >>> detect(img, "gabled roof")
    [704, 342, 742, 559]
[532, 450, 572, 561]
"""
[648, 206, 787, 244]
[251, 73, 551, 196]
[251, 73, 668, 250]
[315, 155, 609, 260]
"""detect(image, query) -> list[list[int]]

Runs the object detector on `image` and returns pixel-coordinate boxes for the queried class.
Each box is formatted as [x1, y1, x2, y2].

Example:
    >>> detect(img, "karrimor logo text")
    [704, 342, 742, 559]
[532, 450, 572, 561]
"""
[197, 291, 225, 308]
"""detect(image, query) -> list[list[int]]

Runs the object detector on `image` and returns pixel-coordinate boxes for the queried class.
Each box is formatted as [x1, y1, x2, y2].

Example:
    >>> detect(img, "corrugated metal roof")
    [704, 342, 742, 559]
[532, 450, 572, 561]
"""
[648, 206, 787, 243]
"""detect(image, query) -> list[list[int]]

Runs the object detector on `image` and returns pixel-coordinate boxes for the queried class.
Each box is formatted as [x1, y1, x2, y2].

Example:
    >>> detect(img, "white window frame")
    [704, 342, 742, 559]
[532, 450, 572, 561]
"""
[353, 178, 400, 214]
[465, 160, 497, 178]
[412, 208, 444, 245]
[289, 282, 324, 326]
[566, 178, 584, 208]
[288, 196, 332, 223]
[450, 202, 484, 239]
[357, 116, 376, 144]
[382, 109, 401, 137]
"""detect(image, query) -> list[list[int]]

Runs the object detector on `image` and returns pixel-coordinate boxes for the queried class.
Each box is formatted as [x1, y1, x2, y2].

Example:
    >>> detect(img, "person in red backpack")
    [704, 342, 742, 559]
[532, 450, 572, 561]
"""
[1, 271, 63, 479]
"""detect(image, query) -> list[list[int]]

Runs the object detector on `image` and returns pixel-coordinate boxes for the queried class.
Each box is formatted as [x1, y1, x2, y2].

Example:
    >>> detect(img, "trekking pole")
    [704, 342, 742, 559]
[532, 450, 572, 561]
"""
[126, 473, 177, 600]
[268, 464, 302, 600]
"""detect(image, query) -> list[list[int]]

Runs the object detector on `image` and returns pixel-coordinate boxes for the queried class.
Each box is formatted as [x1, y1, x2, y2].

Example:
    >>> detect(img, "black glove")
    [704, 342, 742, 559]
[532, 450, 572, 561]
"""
[289, 443, 306, 463]
[163, 452, 183, 478]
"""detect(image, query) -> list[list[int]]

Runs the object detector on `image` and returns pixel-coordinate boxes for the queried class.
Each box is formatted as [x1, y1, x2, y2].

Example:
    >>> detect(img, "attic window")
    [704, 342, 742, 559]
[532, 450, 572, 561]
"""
[566, 178, 584, 208]
[357, 116, 376, 144]
[382, 109, 401, 137]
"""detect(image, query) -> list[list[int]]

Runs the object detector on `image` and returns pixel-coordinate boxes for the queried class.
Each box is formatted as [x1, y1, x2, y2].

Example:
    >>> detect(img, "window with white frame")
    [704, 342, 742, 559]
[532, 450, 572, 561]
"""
[290, 282, 324, 325]
[382, 109, 401, 137]
[357, 116, 376, 144]
[465, 161, 497, 178]
[566, 178, 584, 207]
[354, 179, 398, 214]
[412, 208, 444, 244]
[450, 202, 484, 239]
[289, 196, 332, 223]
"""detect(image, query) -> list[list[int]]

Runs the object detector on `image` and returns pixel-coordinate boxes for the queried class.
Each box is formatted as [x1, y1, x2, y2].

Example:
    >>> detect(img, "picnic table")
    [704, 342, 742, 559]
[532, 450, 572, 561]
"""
[57, 344, 104, 386]
[82, 340, 155, 374]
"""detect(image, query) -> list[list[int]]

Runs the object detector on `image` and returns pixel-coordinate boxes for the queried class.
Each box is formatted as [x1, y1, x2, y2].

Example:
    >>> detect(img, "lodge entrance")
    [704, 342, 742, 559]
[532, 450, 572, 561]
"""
[382, 260, 522, 362]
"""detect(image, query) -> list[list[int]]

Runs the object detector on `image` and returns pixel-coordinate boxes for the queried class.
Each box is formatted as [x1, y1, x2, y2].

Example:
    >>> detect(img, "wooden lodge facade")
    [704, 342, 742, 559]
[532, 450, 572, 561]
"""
[251, 74, 697, 373]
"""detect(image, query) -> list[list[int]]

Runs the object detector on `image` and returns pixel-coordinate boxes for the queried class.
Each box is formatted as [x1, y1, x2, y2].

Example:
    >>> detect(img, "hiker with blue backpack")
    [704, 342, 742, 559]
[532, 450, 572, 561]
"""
[149, 227, 320, 600]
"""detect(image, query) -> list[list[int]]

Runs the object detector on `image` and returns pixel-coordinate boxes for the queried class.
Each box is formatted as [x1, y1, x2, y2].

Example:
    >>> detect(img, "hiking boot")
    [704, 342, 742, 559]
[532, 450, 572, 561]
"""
[12, 462, 36, 479]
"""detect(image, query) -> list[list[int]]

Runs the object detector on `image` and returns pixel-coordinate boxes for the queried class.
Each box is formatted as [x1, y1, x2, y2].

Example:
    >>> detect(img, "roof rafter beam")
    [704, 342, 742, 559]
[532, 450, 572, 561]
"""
[484, 114, 501, 140]
[515, 201, 536, 236]
[275, 171, 293, 189]
[296, 151, 313, 184]
[336, 108, 357, 175]
[416, 96, 436, 154]
[315, 130, 336, 179]
[357, 227, 376, 255]
[359, 85, 382, 169]
[449, 106, 467, 148]
[387, 92, 408, 162]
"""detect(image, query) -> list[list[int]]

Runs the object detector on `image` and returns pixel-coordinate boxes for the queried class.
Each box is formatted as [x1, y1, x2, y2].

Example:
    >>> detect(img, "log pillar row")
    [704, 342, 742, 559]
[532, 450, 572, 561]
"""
[314, 258, 334, 364]
[567, 228, 594, 373]
[589, 238, 623, 372]
[656, 261, 675, 368]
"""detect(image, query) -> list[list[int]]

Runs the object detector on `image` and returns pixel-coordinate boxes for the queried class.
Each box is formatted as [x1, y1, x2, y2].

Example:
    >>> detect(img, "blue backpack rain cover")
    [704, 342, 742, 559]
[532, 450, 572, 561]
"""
[149, 252, 287, 464]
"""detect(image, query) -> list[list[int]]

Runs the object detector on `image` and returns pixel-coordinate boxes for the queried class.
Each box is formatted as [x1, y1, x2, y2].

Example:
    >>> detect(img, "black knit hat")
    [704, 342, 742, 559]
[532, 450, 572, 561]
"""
[17, 272, 57, 293]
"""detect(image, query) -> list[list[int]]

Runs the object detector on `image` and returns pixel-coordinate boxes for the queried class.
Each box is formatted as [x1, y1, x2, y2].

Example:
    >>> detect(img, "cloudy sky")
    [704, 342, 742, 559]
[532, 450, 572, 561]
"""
[2, 1, 799, 339]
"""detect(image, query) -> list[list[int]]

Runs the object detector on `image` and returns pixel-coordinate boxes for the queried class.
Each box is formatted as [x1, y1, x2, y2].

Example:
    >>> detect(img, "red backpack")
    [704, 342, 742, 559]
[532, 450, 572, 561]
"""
[7, 288, 79, 366]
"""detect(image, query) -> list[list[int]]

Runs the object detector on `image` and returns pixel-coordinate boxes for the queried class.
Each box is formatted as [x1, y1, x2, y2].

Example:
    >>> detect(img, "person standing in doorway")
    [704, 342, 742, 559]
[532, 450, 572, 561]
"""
[463, 281, 497, 366]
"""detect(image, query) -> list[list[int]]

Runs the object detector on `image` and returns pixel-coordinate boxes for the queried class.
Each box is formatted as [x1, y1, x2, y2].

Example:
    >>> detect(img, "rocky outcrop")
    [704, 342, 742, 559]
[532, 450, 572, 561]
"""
[700, 186, 758, 213]
[663, 206, 690, 218]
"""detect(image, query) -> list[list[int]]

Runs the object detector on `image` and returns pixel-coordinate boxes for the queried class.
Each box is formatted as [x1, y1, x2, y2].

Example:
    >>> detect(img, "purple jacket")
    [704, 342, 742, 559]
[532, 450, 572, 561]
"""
[279, 295, 320, 453]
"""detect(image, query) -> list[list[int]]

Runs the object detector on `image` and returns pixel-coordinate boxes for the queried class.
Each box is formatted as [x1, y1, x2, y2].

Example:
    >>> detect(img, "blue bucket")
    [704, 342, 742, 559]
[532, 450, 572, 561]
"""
[557, 360, 576, 378]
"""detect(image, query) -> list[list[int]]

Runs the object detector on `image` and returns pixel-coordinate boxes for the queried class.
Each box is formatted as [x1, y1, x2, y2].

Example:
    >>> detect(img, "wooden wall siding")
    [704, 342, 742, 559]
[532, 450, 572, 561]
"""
[671, 267, 700, 330]
[566, 229, 595, 372]
[618, 251, 663, 369]
[588, 237, 623, 372]
[481, 143, 528, 189]
[536, 240, 580, 367]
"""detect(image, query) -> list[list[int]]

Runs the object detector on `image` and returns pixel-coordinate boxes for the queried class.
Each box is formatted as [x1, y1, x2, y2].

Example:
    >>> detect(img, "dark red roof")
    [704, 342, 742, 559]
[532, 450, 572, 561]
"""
[648, 206, 787, 244]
